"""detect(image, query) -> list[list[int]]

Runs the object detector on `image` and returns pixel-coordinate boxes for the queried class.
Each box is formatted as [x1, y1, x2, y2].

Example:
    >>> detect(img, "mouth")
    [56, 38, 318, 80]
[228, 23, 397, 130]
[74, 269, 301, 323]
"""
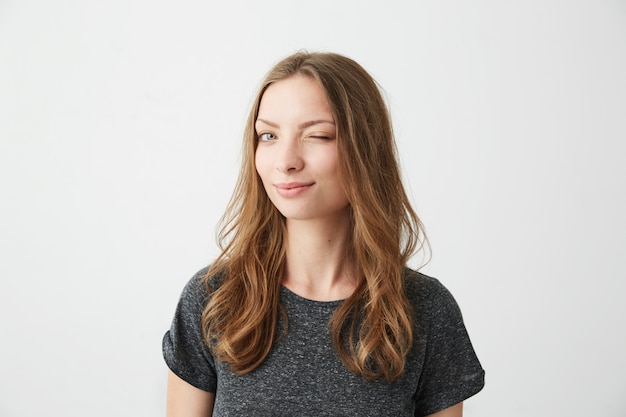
[274, 182, 314, 197]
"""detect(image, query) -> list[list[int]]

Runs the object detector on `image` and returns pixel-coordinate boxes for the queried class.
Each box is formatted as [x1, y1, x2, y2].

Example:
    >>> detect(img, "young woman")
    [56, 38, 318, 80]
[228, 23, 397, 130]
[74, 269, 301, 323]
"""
[163, 51, 484, 417]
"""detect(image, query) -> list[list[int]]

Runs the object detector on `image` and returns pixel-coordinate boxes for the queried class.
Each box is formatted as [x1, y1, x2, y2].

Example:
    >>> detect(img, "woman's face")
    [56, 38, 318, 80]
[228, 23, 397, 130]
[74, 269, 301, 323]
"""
[254, 75, 350, 224]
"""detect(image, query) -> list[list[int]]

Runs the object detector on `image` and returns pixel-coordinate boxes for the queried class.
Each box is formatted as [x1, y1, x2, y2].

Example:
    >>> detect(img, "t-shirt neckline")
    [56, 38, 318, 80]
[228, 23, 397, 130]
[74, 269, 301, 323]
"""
[280, 285, 346, 307]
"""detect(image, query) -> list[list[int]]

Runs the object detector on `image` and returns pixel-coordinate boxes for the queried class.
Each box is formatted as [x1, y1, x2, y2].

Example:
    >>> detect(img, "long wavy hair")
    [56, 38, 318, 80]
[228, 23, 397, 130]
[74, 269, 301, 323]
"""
[201, 51, 428, 381]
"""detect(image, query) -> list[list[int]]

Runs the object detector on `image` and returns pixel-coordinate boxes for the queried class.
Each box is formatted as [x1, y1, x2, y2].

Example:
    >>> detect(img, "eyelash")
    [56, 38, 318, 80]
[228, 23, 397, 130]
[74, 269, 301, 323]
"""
[257, 133, 334, 141]
[258, 132, 277, 141]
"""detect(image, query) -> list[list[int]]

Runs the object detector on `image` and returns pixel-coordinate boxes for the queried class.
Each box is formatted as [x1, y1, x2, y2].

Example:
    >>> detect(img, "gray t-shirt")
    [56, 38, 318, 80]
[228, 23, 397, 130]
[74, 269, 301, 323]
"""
[163, 267, 484, 416]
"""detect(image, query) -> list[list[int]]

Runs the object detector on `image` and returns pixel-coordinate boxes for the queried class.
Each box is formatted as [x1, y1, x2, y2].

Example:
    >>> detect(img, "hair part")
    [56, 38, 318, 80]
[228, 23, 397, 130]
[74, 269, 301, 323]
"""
[202, 51, 429, 381]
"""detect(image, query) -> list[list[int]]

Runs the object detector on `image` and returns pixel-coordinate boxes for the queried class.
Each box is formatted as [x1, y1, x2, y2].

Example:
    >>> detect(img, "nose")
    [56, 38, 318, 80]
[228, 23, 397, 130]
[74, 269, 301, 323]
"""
[274, 138, 303, 173]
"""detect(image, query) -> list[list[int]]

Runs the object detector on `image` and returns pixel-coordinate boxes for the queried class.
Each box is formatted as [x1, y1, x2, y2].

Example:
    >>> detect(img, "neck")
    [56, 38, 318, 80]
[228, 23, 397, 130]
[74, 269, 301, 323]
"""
[283, 214, 356, 301]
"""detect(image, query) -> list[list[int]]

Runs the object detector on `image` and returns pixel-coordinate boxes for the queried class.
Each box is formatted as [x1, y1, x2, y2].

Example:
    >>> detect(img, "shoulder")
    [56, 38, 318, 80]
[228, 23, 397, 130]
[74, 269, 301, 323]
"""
[403, 267, 456, 305]
[403, 268, 485, 413]
[177, 266, 224, 309]
[180, 266, 209, 299]
[402, 267, 465, 327]
[163, 266, 219, 393]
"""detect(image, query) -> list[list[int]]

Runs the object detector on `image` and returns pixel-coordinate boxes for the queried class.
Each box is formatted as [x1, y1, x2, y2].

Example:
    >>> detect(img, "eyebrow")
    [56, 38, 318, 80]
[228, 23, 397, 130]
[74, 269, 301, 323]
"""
[256, 118, 335, 130]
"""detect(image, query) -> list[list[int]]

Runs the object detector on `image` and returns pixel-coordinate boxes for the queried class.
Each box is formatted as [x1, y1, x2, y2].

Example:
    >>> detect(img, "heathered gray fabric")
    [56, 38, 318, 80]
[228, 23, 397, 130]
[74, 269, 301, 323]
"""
[163, 267, 484, 416]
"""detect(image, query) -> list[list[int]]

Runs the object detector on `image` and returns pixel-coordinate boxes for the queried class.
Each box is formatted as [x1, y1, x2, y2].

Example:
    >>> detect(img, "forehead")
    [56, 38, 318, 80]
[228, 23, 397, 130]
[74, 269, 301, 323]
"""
[257, 75, 333, 123]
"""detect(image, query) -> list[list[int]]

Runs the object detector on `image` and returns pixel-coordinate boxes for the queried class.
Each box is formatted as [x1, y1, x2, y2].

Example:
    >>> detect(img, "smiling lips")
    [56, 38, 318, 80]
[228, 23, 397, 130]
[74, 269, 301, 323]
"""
[274, 182, 314, 197]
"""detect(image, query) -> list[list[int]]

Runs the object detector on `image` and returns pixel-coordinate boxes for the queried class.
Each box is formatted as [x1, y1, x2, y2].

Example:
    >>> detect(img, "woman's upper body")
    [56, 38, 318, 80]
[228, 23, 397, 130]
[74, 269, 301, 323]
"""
[163, 51, 485, 416]
[164, 267, 484, 417]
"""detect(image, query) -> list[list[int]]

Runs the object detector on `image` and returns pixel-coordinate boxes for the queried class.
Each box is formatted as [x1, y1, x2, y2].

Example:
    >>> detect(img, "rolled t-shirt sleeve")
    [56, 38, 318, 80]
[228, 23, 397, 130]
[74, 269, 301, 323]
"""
[162, 267, 217, 393]
[412, 276, 485, 416]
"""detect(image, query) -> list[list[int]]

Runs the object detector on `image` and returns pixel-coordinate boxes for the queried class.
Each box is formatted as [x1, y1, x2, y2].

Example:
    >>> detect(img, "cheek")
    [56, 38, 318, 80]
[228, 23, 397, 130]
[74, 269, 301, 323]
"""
[254, 149, 266, 177]
[255, 149, 274, 190]
[323, 150, 346, 195]
[320, 148, 340, 176]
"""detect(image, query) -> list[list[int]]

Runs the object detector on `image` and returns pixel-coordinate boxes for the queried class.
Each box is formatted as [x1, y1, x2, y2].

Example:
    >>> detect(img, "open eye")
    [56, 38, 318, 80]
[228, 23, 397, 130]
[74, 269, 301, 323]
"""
[258, 132, 277, 141]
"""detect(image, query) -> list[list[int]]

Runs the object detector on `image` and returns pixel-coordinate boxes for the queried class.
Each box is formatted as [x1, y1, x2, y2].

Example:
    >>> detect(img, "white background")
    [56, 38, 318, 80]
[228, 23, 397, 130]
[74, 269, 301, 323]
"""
[1, 1, 625, 416]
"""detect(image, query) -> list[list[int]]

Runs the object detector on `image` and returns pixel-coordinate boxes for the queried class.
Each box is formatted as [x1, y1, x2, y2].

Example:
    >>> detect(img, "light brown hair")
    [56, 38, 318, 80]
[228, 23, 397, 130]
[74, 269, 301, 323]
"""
[202, 51, 428, 381]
